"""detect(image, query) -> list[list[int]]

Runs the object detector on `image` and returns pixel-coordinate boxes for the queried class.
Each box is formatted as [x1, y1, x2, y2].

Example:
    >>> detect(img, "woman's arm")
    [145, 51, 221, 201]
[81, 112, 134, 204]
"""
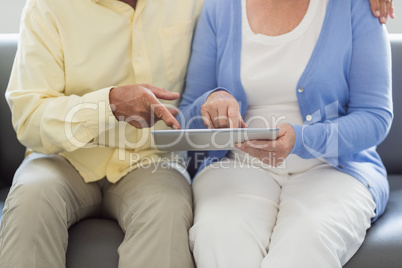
[177, 0, 219, 130]
[178, 0, 246, 130]
[291, 0, 392, 164]
[238, 0, 393, 166]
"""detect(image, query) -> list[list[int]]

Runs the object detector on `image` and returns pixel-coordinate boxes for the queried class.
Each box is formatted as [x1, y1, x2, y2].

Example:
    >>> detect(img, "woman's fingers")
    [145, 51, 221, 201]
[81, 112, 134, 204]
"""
[201, 109, 214, 129]
[202, 90, 245, 129]
[235, 124, 295, 167]
[227, 103, 241, 128]
[217, 104, 230, 127]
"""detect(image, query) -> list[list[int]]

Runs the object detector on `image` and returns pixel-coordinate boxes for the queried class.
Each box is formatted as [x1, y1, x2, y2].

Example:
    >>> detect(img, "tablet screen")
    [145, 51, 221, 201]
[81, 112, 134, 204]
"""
[151, 128, 279, 151]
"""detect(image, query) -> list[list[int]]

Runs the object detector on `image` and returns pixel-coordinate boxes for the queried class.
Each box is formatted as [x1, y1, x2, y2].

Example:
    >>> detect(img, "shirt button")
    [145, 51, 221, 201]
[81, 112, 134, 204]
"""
[368, 183, 373, 188]
[338, 165, 344, 169]
[306, 115, 312, 121]
[298, 87, 304, 93]
[137, 56, 143, 62]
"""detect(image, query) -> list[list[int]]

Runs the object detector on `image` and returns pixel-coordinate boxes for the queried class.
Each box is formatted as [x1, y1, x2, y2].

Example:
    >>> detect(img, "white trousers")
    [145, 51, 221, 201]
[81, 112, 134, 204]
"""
[189, 158, 376, 268]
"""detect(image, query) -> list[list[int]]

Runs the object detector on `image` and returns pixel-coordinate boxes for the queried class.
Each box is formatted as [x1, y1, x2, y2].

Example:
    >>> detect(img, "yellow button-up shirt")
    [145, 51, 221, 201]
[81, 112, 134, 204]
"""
[6, 0, 204, 183]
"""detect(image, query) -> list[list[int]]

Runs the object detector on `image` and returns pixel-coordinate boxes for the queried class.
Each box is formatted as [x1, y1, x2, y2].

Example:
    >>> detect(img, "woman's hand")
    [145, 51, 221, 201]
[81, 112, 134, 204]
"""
[235, 123, 295, 167]
[369, 0, 394, 23]
[201, 90, 247, 129]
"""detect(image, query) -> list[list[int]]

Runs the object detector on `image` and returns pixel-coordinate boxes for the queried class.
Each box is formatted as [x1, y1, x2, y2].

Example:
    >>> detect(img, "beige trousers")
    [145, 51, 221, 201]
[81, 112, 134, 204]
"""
[0, 153, 194, 268]
[190, 158, 376, 268]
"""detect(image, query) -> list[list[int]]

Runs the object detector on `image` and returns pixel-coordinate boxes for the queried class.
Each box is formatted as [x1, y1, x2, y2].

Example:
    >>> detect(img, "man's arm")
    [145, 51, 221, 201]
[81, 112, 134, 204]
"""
[6, 0, 178, 155]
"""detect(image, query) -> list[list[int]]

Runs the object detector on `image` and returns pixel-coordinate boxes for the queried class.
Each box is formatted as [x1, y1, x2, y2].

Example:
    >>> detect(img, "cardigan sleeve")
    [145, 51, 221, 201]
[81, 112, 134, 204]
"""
[291, 0, 393, 165]
[177, 0, 230, 130]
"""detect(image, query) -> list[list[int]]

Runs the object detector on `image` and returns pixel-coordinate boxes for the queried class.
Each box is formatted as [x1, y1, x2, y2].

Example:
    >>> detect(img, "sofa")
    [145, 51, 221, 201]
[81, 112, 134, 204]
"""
[0, 33, 401, 267]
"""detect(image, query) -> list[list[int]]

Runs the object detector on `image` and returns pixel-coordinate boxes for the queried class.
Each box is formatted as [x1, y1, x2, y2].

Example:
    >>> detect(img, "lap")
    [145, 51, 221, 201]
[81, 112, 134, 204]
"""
[8, 153, 193, 229]
[100, 163, 193, 229]
[265, 166, 376, 267]
[192, 159, 376, 246]
[11, 152, 100, 199]
[193, 159, 281, 204]
[5, 152, 102, 227]
[193, 160, 375, 217]
[191, 160, 281, 248]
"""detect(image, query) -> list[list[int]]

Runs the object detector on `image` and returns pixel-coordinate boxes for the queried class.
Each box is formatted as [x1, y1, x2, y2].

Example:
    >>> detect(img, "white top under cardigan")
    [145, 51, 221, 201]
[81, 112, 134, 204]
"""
[228, 0, 328, 172]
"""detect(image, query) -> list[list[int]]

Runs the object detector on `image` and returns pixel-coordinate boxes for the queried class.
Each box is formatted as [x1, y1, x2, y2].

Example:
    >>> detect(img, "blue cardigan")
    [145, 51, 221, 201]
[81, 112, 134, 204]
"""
[178, 0, 393, 222]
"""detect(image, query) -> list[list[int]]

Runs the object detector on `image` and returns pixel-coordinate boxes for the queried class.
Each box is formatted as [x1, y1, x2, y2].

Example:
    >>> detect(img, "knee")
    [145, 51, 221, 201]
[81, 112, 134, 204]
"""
[6, 158, 70, 215]
[280, 212, 337, 248]
[1, 179, 69, 238]
[7, 179, 66, 216]
[135, 180, 193, 224]
[158, 185, 193, 220]
[190, 216, 228, 244]
[189, 200, 265, 266]
[191, 199, 246, 242]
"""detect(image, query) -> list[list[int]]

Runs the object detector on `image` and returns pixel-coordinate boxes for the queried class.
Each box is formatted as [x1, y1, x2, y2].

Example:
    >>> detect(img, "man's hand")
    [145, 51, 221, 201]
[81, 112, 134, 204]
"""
[201, 90, 247, 129]
[109, 84, 180, 129]
[369, 0, 394, 24]
[235, 123, 295, 167]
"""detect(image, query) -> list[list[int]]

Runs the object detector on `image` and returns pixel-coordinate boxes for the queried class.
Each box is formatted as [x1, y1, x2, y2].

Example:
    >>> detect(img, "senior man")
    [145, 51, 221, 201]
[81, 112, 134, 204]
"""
[0, 0, 202, 267]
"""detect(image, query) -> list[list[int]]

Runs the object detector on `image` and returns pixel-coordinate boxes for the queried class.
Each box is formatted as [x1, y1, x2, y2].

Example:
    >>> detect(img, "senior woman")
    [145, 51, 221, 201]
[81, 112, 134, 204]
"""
[177, 0, 392, 267]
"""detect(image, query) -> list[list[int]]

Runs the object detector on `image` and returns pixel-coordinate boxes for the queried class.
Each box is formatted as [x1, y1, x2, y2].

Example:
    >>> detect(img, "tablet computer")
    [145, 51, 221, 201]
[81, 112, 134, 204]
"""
[151, 128, 279, 151]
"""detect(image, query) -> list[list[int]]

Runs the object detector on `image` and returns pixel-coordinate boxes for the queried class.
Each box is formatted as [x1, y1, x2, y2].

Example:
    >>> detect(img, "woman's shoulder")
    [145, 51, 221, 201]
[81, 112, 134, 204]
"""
[349, 0, 373, 14]
[202, 0, 234, 12]
[199, 0, 235, 26]
[326, 0, 372, 14]
[328, 0, 379, 25]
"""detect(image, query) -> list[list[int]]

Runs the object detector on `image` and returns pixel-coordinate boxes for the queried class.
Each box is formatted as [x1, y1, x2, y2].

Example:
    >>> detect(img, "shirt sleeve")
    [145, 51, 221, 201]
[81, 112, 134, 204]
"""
[5, 0, 118, 154]
[290, 0, 393, 164]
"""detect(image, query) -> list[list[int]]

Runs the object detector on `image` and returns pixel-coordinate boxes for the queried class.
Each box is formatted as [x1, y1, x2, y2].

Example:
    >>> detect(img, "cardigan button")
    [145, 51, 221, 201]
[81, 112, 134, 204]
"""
[306, 115, 312, 121]
[298, 87, 304, 93]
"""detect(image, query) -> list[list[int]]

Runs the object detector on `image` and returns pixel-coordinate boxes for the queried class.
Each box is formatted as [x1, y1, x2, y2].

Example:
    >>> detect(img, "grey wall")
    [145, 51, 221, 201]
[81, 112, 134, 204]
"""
[387, 2, 402, 33]
[0, 0, 401, 33]
[0, 0, 27, 33]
